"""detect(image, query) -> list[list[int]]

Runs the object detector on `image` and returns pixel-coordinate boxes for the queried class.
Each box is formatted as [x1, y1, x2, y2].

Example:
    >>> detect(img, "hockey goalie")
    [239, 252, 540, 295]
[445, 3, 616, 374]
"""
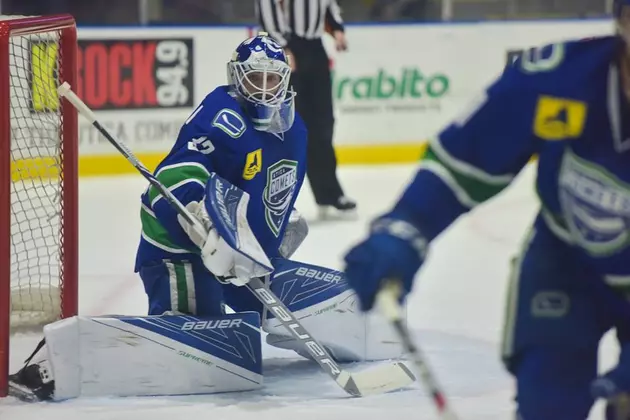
[8, 32, 406, 401]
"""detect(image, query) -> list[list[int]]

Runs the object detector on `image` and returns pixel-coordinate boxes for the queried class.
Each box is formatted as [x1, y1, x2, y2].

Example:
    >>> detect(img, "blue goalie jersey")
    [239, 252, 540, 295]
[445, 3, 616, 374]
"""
[394, 35, 630, 282]
[134, 86, 308, 271]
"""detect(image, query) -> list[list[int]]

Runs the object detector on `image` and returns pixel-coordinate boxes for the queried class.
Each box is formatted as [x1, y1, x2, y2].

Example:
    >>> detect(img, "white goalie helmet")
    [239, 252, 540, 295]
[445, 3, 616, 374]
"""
[227, 32, 295, 134]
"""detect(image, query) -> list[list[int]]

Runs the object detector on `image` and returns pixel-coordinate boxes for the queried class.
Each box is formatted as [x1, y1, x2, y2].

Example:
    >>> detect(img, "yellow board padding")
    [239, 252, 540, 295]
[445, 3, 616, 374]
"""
[11, 142, 540, 180]
[76, 142, 431, 177]
[335, 142, 429, 165]
[9, 143, 428, 181]
[78, 153, 167, 177]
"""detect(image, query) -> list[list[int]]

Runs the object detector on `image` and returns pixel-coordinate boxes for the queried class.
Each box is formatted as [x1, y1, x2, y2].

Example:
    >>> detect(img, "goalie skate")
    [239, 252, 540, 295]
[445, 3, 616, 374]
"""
[8, 340, 54, 402]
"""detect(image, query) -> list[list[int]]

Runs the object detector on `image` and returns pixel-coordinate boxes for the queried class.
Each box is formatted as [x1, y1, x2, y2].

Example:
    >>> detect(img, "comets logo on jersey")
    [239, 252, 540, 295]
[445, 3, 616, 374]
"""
[559, 150, 630, 256]
[264, 160, 298, 237]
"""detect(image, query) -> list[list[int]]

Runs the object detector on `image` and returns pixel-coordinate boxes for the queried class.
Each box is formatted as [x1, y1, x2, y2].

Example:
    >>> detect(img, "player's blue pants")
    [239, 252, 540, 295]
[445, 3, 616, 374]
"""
[502, 220, 630, 419]
[138, 257, 263, 317]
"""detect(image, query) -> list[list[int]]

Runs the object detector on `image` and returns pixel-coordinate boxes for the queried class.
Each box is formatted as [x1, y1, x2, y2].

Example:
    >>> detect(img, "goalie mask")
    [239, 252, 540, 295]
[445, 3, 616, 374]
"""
[227, 33, 295, 134]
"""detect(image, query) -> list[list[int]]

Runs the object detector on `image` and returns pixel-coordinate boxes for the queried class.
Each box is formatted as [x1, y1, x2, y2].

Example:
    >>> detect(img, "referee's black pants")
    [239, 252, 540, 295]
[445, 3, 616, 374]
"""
[289, 37, 344, 205]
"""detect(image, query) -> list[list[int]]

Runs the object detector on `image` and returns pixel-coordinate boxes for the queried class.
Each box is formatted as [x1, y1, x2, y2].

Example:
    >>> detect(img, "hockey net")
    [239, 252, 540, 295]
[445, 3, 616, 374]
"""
[0, 14, 78, 397]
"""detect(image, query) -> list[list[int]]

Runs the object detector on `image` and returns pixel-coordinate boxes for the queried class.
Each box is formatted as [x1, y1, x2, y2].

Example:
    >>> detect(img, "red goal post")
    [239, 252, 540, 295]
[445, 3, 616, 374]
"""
[0, 14, 78, 398]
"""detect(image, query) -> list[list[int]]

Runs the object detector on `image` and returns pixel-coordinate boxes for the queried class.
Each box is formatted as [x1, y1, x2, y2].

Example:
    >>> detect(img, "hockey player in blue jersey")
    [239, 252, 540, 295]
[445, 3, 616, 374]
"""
[344, 3, 630, 419]
[134, 32, 308, 317]
[133, 32, 401, 362]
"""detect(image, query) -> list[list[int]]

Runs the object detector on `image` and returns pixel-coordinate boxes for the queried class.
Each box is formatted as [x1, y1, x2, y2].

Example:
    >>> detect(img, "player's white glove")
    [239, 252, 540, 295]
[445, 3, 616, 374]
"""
[177, 201, 254, 286]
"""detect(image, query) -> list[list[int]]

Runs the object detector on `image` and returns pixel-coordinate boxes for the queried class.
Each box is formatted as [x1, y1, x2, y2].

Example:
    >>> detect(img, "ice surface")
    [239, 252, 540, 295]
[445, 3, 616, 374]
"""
[1, 164, 619, 420]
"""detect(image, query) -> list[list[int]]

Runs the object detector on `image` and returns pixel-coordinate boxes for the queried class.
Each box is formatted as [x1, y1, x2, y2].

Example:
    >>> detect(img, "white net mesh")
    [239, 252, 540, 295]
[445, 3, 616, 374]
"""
[7, 17, 66, 329]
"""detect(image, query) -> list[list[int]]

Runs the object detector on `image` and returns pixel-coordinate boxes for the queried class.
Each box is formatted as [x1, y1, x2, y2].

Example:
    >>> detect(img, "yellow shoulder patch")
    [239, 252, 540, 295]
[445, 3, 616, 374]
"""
[243, 148, 262, 180]
[533, 95, 587, 141]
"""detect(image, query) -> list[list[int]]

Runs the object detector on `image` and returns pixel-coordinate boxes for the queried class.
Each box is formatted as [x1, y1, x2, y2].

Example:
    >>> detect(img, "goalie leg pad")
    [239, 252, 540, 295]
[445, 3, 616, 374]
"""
[263, 258, 406, 362]
[139, 258, 224, 316]
[30, 313, 262, 400]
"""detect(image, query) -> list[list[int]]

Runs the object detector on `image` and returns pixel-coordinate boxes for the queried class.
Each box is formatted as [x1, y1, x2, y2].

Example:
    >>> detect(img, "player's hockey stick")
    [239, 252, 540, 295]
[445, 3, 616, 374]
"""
[57, 82, 415, 398]
[377, 281, 459, 419]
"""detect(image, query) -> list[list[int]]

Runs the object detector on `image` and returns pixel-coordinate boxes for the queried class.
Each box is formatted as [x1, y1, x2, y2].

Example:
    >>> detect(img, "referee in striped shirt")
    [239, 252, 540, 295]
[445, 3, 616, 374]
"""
[257, 0, 356, 218]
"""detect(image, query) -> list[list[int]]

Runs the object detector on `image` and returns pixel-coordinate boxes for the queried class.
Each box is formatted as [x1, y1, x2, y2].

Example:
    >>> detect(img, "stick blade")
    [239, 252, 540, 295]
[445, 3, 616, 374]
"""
[340, 361, 415, 397]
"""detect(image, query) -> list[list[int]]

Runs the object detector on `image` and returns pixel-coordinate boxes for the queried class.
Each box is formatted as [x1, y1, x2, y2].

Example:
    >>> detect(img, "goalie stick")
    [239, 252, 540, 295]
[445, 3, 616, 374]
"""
[376, 281, 458, 419]
[57, 82, 415, 397]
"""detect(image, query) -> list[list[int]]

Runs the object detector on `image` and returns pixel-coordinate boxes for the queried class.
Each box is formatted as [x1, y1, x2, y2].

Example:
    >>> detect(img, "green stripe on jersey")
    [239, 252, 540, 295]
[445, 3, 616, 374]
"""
[140, 207, 197, 253]
[423, 146, 510, 204]
[173, 263, 190, 313]
[166, 261, 197, 314]
[148, 163, 210, 203]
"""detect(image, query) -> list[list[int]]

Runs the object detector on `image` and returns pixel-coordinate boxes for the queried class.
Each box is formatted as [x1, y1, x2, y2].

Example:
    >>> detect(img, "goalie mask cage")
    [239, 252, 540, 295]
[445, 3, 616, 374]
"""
[0, 15, 78, 397]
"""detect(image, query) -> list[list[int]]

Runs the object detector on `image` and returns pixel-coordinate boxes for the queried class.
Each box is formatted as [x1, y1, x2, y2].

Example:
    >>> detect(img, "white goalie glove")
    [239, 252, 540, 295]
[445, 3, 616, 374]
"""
[177, 200, 255, 286]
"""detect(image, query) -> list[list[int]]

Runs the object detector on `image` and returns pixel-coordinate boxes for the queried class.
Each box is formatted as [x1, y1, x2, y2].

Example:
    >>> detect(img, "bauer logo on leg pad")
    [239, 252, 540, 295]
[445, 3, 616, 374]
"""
[295, 267, 343, 284]
[181, 318, 243, 330]
[121, 313, 262, 371]
[270, 258, 350, 312]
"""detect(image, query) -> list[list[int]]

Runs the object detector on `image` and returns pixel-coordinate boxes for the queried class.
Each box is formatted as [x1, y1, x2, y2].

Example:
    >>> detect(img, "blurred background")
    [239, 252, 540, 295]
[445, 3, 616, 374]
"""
[0, 0, 612, 25]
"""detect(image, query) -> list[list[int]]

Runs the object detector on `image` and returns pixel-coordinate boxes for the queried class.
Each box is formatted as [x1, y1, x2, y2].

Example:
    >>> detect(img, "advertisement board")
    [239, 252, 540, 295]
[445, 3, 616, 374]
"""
[76, 38, 195, 110]
[33, 19, 614, 173]
[72, 27, 245, 157]
[329, 20, 613, 145]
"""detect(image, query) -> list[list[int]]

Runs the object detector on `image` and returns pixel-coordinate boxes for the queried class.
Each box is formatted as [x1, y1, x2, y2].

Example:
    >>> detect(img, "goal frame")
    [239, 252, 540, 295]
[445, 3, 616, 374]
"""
[0, 14, 78, 398]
